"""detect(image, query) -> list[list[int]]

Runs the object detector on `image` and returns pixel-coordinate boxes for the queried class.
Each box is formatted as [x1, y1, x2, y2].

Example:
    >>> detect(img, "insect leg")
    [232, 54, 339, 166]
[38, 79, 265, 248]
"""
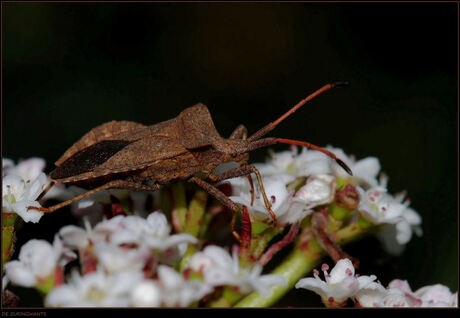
[229, 124, 248, 140]
[35, 181, 56, 201]
[28, 180, 162, 213]
[247, 174, 255, 206]
[207, 165, 278, 227]
[244, 165, 278, 227]
[188, 176, 241, 242]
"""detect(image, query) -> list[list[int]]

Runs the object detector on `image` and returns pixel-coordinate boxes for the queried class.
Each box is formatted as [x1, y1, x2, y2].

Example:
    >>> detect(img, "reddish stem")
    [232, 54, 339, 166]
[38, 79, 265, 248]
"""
[240, 206, 252, 251]
[312, 211, 359, 269]
[259, 222, 300, 266]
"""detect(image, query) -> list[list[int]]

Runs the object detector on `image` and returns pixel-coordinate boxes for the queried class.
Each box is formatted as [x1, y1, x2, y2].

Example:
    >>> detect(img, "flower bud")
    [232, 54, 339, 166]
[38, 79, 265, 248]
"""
[335, 184, 359, 211]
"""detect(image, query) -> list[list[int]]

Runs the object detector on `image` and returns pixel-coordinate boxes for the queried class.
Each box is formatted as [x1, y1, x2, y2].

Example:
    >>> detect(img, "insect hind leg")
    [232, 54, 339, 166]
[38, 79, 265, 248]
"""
[28, 180, 163, 213]
[188, 176, 242, 242]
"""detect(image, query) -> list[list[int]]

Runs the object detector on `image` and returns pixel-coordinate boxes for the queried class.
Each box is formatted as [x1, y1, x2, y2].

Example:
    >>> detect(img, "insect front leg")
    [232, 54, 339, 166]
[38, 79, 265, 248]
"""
[207, 165, 278, 227]
[28, 180, 163, 213]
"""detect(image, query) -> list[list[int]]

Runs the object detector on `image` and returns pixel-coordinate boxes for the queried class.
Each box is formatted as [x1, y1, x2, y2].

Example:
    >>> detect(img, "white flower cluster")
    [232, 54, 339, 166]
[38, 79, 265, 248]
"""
[2, 158, 50, 223]
[1, 145, 428, 308]
[296, 258, 458, 307]
[226, 146, 422, 254]
[188, 245, 286, 297]
[3, 210, 285, 307]
[1, 157, 151, 225]
[3, 235, 76, 288]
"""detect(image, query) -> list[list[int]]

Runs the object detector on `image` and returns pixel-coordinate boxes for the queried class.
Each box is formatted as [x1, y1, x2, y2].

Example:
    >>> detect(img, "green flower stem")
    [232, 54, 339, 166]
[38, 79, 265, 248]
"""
[35, 274, 54, 295]
[2, 212, 19, 271]
[179, 243, 198, 272]
[249, 227, 282, 260]
[183, 189, 208, 236]
[357, 215, 375, 230]
[172, 182, 188, 231]
[335, 177, 349, 190]
[335, 220, 371, 245]
[198, 205, 217, 238]
[208, 286, 241, 307]
[326, 213, 343, 233]
[2, 225, 15, 270]
[329, 203, 352, 222]
[179, 189, 208, 271]
[2, 212, 18, 227]
[234, 221, 368, 308]
[234, 241, 323, 307]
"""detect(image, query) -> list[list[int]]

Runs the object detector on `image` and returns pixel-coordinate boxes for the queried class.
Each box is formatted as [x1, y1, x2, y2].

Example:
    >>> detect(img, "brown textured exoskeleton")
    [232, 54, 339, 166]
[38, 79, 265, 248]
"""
[30, 83, 352, 240]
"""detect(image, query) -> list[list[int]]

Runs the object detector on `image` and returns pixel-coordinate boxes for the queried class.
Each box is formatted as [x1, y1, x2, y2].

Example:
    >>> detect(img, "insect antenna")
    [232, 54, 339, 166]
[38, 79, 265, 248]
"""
[248, 137, 353, 176]
[247, 82, 349, 142]
[276, 138, 352, 176]
[245, 82, 353, 175]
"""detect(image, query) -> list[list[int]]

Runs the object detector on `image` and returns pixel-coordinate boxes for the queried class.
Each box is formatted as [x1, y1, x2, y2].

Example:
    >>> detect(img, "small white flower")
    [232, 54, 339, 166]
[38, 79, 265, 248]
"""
[325, 146, 381, 188]
[156, 265, 212, 307]
[280, 174, 336, 224]
[387, 279, 458, 307]
[60, 213, 197, 265]
[4, 236, 76, 288]
[380, 287, 414, 307]
[94, 243, 151, 274]
[295, 258, 378, 306]
[2, 157, 46, 181]
[354, 279, 457, 307]
[59, 216, 109, 249]
[2, 275, 9, 291]
[253, 148, 300, 176]
[415, 284, 458, 307]
[45, 269, 144, 307]
[357, 186, 406, 224]
[2, 173, 49, 223]
[130, 280, 162, 307]
[293, 147, 335, 176]
[254, 147, 332, 177]
[188, 245, 286, 297]
[108, 212, 197, 264]
[99, 214, 151, 246]
[253, 146, 380, 188]
[229, 173, 295, 221]
[357, 186, 422, 254]
[102, 212, 197, 252]
[369, 279, 420, 307]
[2, 158, 15, 175]
[354, 281, 387, 307]
[293, 174, 336, 208]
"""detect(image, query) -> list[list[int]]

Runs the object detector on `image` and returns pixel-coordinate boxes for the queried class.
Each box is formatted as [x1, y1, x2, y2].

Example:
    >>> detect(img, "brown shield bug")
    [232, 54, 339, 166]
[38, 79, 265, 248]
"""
[30, 83, 352, 238]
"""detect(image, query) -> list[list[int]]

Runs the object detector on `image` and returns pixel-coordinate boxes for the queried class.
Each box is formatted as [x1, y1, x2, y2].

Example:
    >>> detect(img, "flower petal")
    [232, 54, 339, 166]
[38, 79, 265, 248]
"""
[13, 201, 44, 223]
[4, 261, 37, 287]
[328, 259, 355, 285]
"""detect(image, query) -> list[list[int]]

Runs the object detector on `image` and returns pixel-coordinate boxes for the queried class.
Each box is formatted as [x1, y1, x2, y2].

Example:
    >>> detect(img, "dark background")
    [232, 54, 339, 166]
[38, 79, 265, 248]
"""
[2, 2, 458, 307]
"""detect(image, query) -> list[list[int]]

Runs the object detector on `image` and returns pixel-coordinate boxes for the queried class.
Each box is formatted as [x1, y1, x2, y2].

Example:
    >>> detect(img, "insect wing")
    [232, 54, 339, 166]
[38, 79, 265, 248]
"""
[50, 136, 189, 183]
[93, 136, 189, 173]
[55, 120, 147, 166]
